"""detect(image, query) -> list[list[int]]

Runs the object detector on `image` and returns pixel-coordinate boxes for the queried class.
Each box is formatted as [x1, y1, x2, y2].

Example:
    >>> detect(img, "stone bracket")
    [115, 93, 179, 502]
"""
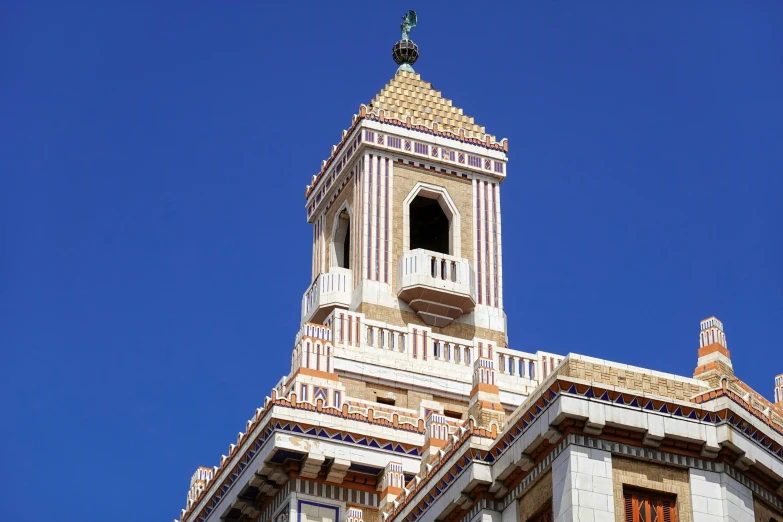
[326, 458, 351, 483]
[300, 453, 326, 479]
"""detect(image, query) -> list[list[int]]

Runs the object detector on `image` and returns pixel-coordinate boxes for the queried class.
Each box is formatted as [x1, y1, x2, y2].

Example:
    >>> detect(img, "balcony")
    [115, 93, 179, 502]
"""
[397, 249, 475, 327]
[301, 267, 352, 324]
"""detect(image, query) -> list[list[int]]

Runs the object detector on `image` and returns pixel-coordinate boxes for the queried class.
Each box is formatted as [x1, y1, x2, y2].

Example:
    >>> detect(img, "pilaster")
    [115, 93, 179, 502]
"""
[689, 469, 755, 522]
[552, 446, 615, 522]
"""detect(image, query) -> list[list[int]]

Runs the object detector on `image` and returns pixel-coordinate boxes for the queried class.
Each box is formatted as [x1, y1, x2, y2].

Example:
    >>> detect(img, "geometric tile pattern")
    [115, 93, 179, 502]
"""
[186, 409, 420, 522]
[367, 70, 491, 141]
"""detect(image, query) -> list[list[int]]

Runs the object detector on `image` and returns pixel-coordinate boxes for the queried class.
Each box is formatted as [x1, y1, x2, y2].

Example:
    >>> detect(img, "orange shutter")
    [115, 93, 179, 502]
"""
[624, 492, 635, 522]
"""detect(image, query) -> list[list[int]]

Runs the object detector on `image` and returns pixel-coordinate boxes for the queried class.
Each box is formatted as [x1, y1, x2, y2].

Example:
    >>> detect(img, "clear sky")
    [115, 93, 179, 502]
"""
[1, 2, 781, 520]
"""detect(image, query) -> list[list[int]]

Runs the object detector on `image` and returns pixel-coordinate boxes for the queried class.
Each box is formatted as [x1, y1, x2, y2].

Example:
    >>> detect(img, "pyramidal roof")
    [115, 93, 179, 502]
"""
[367, 70, 495, 143]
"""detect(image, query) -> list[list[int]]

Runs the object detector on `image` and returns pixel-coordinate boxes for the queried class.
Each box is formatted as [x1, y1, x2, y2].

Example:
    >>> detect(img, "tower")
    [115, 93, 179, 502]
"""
[775, 374, 783, 407]
[693, 316, 734, 388]
[303, 30, 509, 352]
[185, 467, 213, 510]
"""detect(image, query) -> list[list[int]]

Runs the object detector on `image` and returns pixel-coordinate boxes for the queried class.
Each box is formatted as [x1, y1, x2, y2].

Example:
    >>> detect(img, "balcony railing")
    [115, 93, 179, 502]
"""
[397, 249, 475, 327]
[301, 267, 352, 324]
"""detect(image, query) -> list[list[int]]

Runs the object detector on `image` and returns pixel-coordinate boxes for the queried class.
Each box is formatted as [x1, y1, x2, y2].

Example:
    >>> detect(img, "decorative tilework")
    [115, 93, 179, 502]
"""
[182, 399, 423, 522]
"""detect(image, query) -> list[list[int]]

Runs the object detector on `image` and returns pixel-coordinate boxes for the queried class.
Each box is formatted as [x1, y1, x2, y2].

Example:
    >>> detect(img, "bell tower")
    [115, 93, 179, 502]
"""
[301, 18, 509, 350]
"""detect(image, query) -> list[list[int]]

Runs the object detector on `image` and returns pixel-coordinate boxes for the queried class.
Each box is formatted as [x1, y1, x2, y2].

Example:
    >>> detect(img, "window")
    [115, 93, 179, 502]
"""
[300, 384, 308, 401]
[623, 489, 677, 522]
[410, 195, 449, 254]
[332, 209, 351, 269]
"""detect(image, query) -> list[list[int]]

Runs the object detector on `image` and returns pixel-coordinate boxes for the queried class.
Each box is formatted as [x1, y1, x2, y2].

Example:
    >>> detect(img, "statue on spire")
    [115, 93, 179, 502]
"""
[393, 10, 420, 72]
[400, 10, 417, 41]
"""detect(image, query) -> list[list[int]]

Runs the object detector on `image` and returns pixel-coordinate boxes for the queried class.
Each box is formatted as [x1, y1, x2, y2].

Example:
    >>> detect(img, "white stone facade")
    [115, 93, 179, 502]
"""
[553, 447, 614, 522]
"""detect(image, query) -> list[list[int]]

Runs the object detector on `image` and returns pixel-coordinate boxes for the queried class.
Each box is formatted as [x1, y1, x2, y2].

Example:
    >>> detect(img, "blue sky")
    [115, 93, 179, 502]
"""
[1, 2, 781, 521]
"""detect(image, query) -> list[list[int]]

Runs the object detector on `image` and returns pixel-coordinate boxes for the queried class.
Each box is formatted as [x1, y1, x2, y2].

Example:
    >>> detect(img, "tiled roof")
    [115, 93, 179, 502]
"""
[367, 70, 494, 142]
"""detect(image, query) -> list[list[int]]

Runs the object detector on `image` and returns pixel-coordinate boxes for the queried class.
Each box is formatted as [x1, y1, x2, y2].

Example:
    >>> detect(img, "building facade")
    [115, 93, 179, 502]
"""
[175, 20, 783, 522]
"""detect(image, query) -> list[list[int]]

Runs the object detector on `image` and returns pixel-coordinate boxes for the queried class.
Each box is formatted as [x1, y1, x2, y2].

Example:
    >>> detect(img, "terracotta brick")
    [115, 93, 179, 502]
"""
[556, 360, 707, 401]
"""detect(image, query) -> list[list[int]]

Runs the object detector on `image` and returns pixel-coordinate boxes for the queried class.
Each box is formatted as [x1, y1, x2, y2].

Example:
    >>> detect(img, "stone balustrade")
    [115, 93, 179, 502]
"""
[301, 267, 352, 324]
[396, 248, 475, 327]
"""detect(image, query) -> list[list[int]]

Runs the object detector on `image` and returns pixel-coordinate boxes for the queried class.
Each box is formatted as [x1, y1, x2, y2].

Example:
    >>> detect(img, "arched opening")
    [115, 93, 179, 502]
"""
[332, 209, 351, 269]
[410, 195, 449, 254]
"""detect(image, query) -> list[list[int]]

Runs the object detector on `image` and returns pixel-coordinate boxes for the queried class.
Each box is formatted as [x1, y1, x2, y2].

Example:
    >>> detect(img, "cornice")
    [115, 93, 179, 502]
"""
[304, 105, 508, 208]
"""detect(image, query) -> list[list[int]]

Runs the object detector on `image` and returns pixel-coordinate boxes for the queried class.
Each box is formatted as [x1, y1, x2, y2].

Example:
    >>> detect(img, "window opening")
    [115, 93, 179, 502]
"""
[333, 210, 351, 269]
[624, 489, 677, 522]
[410, 195, 449, 254]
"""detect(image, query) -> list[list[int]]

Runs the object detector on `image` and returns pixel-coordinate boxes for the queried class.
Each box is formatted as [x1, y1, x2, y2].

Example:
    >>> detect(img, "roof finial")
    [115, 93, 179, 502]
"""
[392, 10, 419, 73]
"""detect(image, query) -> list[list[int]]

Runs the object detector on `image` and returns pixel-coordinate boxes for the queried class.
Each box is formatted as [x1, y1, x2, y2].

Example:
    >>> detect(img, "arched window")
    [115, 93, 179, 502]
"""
[331, 208, 351, 269]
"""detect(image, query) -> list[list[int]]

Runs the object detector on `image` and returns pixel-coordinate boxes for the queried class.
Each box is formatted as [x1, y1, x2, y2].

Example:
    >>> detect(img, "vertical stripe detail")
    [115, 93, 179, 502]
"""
[384, 158, 390, 283]
[491, 182, 501, 308]
[366, 155, 373, 280]
[475, 179, 482, 305]
[375, 156, 381, 281]
[484, 181, 491, 307]
[353, 161, 361, 288]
